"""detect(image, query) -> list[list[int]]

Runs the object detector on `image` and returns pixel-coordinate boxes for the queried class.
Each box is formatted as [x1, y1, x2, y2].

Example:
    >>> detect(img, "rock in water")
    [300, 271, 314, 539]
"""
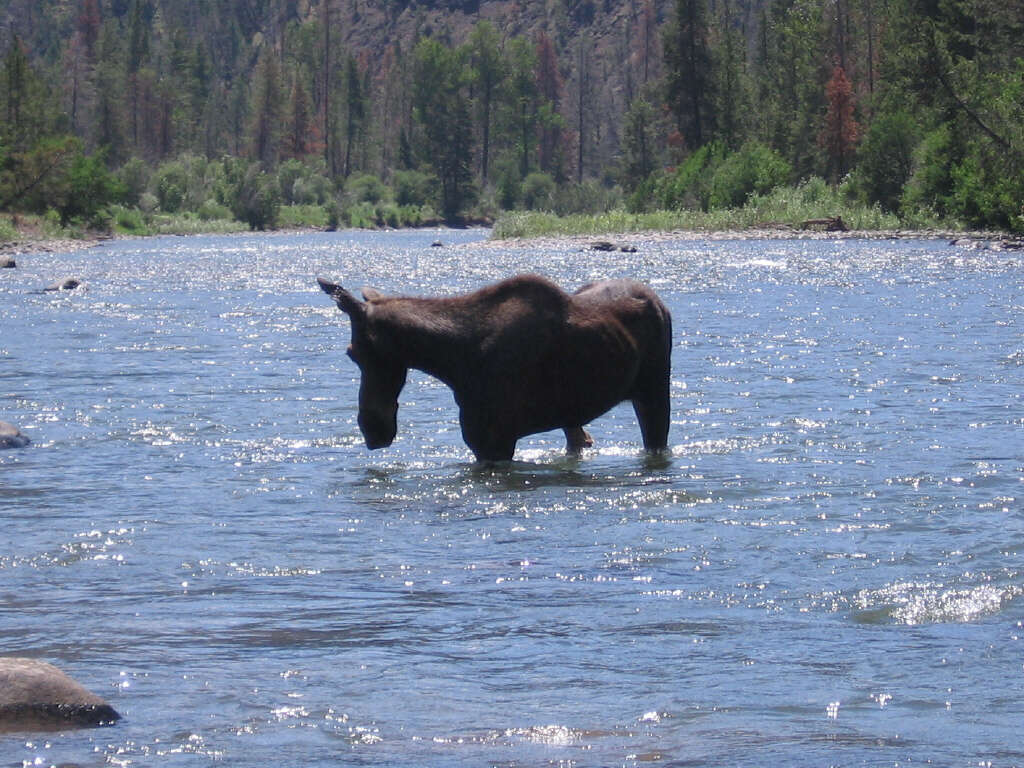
[0, 658, 121, 732]
[43, 278, 82, 292]
[0, 421, 30, 449]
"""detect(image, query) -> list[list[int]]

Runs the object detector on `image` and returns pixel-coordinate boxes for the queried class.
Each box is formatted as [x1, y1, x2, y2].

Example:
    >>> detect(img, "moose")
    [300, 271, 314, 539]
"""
[317, 273, 672, 462]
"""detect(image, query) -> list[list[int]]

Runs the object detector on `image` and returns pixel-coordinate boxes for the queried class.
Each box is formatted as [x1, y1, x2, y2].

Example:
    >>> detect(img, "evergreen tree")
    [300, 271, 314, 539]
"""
[126, 0, 150, 149]
[468, 21, 504, 185]
[284, 75, 315, 159]
[342, 54, 366, 178]
[535, 31, 567, 181]
[755, 0, 827, 179]
[621, 95, 659, 193]
[77, 0, 102, 62]
[3, 37, 32, 151]
[411, 38, 474, 224]
[250, 47, 283, 167]
[711, 0, 748, 150]
[663, 0, 715, 150]
[503, 37, 539, 180]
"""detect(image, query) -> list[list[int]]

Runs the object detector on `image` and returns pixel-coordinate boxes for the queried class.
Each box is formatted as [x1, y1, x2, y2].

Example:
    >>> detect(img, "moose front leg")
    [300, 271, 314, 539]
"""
[563, 426, 594, 454]
[458, 407, 517, 462]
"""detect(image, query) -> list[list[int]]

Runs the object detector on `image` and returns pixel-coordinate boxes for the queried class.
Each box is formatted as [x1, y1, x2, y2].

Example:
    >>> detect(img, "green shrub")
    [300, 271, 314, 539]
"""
[345, 173, 389, 205]
[0, 216, 17, 241]
[153, 161, 188, 213]
[949, 143, 1024, 231]
[118, 157, 150, 207]
[552, 181, 622, 216]
[345, 201, 378, 228]
[57, 149, 125, 227]
[277, 159, 334, 205]
[277, 159, 306, 205]
[901, 125, 957, 220]
[276, 203, 328, 228]
[654, 142, 727, 211]
[197, 198, 233, 222]
[521, 172, 556, 211]
[708, 142, 791, 210]
[138, 192, 159, 215]
[393, 169, 433, 207]
[111, 204, 146, 233]
[851, 110, 920, 212]
[228, 165, 281, 230]
[325, 199, 341, 230]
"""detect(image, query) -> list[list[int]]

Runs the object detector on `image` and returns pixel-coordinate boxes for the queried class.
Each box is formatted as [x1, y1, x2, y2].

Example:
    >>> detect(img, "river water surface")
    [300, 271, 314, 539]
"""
[1, 230, 1022, 766]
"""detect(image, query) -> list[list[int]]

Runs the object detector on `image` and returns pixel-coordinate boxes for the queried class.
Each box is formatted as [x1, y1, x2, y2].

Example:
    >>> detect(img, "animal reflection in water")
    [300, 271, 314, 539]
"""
[318, 273, 672, 462]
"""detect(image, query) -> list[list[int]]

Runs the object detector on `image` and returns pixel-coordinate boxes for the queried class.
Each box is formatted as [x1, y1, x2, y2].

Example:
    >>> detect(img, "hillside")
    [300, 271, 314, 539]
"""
[0, 0, 1021, 232]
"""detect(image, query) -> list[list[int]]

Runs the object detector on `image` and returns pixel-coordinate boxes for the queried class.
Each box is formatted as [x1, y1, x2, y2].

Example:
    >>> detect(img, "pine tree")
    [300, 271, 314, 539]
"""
[3, 37, 31, 151]
[663, 0, 715, 149]
[284, 76, 315, 159]
[412, 38, 474, 224]
[573, 31, 594, 184]
[621, 96, 659, 192]
[711, 0, 748, 149]
[250, 47, 283, 167]
[468, 21, 504, 186]
[342, 54, 366, 178]
[77, 0, 102, 62]
[535, 31, 568, 182]
[504, 37, 538, 180]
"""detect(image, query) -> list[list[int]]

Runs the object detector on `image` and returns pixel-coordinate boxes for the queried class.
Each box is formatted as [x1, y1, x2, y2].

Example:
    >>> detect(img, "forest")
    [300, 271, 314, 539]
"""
[0, 0, 1021, 236]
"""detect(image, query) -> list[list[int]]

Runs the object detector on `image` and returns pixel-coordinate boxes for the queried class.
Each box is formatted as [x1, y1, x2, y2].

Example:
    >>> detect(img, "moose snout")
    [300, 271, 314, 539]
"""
[358, 407, 398, 450]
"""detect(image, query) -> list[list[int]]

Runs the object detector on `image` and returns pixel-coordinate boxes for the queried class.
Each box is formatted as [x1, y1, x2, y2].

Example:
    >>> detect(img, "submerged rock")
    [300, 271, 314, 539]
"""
[0, 421, 29, 449]
[43, 278, 82, 292]
[0, 658, 120, 732]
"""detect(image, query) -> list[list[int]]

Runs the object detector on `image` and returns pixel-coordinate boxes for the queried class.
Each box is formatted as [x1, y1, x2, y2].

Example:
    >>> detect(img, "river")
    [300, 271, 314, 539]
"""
[1, 229, 1022, 766]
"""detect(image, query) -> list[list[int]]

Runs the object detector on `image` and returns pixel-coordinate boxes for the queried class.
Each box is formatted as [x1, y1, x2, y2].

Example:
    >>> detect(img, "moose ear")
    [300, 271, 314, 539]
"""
[317, 277, 366, 319]
[361, 287, 385, 302]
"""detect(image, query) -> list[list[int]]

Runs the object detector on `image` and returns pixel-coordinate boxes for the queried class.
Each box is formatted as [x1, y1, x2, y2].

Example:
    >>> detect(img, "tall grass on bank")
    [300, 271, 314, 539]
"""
[0, 216, 17, 242]
[492, 180, 905, 239]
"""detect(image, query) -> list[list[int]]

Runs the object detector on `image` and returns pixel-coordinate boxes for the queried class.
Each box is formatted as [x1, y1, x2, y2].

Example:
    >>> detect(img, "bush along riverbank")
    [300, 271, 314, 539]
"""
[490, 177, 1015, 241]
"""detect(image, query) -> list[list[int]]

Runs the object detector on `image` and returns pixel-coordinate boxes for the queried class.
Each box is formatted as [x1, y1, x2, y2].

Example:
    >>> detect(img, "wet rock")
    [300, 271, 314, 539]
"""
[43, 278, 82, 292]
[431, 240, 444, 247]
[0, 421, 30, 449]
[1, 256, 15, 268]
[589, 240, 638, 252]
[0, 658, 120, 732]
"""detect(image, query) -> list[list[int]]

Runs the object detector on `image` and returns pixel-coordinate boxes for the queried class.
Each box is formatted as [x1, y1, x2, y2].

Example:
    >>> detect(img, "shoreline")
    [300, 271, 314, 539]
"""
[479, 226, 1023, 252]
[2, 225, 1021, 260]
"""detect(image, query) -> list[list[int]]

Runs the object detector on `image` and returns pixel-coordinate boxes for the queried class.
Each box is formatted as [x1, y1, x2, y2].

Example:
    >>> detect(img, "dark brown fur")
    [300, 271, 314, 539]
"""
[318, 273, 671, 462]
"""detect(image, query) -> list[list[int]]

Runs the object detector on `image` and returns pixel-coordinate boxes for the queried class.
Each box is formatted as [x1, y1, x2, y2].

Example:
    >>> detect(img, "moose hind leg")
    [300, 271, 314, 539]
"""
[631, 364, 670, 451]
[632, 396, 669, 451]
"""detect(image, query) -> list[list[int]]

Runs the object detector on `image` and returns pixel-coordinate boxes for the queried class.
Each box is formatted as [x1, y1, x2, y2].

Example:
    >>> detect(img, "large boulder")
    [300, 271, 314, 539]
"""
[0, 421, 30, 449]
[0, 658, 120, 732]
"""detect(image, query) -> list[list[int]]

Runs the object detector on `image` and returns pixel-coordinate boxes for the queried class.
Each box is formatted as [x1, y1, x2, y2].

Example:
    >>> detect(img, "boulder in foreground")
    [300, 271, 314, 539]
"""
[0, 658, 120, 732]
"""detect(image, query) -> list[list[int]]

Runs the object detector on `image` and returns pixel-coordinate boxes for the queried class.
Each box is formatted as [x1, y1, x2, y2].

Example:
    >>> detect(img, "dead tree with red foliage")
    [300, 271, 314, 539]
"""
[820, 62, 860, 183]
